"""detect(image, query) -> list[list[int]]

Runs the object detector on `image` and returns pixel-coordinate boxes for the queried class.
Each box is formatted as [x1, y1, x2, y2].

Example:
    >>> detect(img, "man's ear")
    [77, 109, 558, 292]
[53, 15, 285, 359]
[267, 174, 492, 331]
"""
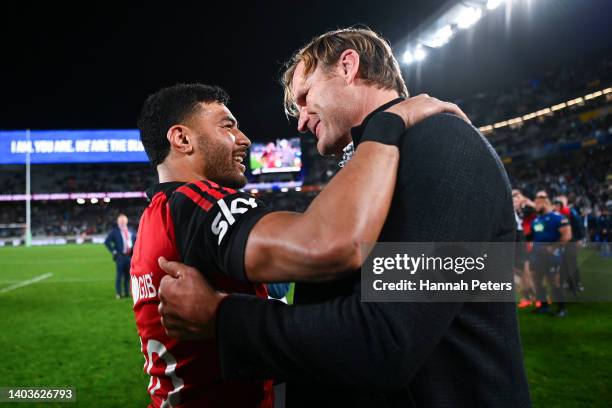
[338, 49, 360, 85]
[166, 125, 194, 155]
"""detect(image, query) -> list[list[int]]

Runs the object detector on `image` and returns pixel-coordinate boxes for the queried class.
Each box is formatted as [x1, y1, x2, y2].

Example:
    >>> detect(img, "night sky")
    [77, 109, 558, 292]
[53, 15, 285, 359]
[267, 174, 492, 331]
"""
[2, 0, 611, 141]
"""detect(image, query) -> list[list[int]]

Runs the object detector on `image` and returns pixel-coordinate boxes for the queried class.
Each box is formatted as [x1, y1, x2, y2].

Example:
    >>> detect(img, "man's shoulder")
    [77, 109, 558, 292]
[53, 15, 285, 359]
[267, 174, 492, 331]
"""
[399, 112, 498, 170]
[105, 227, 118, 240]
[168, 180, 240, 212]
[554, 212, 570, 225]
[399, 113, 490, 162]
[390, 112, 514, 241]
[404, 113, 478, 139]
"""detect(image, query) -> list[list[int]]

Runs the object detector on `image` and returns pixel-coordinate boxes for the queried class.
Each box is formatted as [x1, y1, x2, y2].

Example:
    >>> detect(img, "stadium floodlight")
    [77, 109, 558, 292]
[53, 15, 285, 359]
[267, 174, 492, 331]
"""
[584, 91, 603, 100]
[522, 112, 537, 121]
[551, 102, 567, 111]
[280, 187, 289, 193]
[480, 86, 610, 135]
[414, 46, 427, 61]
[429, 25, 453, 48]
[103, 197, 111, 203]
[566, 97, 584, 107]
[295, 186, 302, 192]
[250, 188, 259, 194]
[402, 50, 414, 64]
[457, 6, 482, 29]
[486, 0, 503, 10]
[90, 198, 99, 204]
[76, 198, 85, 205]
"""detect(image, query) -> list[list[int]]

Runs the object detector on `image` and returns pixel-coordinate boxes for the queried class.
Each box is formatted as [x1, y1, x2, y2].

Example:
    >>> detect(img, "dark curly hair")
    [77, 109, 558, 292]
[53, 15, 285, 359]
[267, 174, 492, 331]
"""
[137, 83, 230, 167]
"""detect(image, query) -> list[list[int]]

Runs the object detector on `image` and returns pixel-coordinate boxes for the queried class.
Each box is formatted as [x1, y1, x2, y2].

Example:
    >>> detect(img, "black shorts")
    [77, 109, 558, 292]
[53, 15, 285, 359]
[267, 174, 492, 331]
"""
[514, 242, 529, 273]
[530, 249, 560, 276]
[514, 235, 528, 270]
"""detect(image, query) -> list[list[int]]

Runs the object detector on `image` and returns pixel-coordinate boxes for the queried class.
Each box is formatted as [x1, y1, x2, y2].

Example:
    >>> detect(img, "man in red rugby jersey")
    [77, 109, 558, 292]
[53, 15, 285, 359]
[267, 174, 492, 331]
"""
[132, 82, 464, 407]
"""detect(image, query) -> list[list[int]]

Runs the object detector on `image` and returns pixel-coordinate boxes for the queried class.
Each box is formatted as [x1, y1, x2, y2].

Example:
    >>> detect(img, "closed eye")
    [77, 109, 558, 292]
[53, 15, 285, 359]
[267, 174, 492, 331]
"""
[296, 90, 308, 108]
[220, 117, 238, 129]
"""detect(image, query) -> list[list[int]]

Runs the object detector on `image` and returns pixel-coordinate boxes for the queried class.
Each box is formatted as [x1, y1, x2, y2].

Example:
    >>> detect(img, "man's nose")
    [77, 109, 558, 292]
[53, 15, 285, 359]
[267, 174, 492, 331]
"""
[297, 107, 309, 134]
[235, 129, 251, 148]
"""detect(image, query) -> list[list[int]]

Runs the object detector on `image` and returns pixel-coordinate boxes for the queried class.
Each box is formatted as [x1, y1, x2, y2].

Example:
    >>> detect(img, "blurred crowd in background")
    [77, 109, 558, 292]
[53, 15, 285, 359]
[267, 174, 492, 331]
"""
[1, 56, 610, 243]
[455, 56, 611, 127]
[0, 163, 156, 195]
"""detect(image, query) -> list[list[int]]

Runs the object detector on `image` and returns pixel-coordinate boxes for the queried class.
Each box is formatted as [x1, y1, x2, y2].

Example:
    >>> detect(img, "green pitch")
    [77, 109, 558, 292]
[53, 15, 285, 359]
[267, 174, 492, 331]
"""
[0, 244, 149, 407]
[0, 244, 610, 407]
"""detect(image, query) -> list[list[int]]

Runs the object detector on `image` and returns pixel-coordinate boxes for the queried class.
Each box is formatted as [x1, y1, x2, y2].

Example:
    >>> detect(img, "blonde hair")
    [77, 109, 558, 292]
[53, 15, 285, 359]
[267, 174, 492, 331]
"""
[282, 27, 409, 117]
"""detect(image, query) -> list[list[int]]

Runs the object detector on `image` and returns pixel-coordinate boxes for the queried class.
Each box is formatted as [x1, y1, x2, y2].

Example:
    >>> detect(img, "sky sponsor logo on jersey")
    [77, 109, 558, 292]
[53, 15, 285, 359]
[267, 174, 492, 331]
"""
[211, 197, 258, 244]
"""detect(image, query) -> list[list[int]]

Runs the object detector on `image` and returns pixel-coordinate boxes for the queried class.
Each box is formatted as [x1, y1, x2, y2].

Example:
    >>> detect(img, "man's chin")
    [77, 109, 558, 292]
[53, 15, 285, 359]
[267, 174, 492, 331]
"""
[213, 174, 248, 189]
[317, 138, 351, 157]
[228, 175, 248, 189]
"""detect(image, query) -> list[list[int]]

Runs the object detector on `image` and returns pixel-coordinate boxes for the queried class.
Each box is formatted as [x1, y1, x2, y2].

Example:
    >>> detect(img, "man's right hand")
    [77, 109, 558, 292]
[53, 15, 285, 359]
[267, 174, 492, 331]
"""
[385, 94, 470, 128]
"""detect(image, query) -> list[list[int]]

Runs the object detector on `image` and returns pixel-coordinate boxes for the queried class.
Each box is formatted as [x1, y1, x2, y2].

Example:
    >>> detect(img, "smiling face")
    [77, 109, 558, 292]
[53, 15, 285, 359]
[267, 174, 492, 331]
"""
[187, 102, 250, 188]
[291, 61, 358, 156]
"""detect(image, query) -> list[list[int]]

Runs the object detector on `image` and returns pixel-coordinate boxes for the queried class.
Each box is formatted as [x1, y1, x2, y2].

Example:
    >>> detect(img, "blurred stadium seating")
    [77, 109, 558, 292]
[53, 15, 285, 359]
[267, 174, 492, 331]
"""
[1, 56, 610, 245]
[456, 56, 611, 127]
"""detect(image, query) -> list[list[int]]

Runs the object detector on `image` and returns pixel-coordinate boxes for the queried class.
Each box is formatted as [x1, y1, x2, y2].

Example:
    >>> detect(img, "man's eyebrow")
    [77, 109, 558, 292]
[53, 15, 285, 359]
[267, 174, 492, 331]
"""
[220, 115, 238, 127]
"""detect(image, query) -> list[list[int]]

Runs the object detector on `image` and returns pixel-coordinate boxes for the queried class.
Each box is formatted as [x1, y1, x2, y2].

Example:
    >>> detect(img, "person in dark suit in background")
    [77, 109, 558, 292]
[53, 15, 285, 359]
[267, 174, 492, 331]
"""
[104, 213, 136, 299]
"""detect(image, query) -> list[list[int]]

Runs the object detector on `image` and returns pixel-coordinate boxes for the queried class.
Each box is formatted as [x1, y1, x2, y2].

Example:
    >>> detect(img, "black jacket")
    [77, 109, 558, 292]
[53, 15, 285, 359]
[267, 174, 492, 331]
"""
[217, 109, 531, 407]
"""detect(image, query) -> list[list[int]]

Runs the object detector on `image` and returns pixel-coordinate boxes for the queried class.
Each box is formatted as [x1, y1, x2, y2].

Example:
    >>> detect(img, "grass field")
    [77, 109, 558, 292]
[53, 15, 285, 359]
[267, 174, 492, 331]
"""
[0, 244, 610, 407]
[0, 245, 148, 407]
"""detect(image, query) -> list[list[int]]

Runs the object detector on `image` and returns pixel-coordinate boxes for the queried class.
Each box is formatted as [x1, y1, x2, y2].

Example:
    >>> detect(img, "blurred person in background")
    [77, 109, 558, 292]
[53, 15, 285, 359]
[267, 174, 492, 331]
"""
[554, 195, 585, 292]
[104, 213, 136, 299]
[513, 189, 535, 308]
[595, 204, 612, 256]
[531, 190, 572, 317]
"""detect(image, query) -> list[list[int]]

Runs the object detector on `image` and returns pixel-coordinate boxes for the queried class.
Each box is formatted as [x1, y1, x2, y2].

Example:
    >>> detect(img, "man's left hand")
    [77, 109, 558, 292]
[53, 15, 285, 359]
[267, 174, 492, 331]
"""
[157, 257, 227, 340]
[385, 93, 470, 128]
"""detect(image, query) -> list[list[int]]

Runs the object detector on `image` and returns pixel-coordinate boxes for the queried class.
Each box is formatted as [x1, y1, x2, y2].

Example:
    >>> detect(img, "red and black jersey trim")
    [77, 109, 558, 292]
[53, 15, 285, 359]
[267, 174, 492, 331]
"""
[174, 180, 237, 212]
[200, 179, 237, 196]
[145, 181, 185, 201]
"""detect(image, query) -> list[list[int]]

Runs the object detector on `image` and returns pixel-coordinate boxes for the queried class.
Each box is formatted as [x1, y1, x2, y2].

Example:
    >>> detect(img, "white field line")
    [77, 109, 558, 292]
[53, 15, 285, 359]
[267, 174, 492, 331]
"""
[0, 258, 107, 264]
[40, 278, 113, 283]
[0, 278, 114, 284]
[0, 272, 53, 294]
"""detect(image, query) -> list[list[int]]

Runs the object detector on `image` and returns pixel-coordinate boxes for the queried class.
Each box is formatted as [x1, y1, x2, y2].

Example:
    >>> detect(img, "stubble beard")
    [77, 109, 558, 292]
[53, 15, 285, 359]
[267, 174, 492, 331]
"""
[199, 138, 247, 189]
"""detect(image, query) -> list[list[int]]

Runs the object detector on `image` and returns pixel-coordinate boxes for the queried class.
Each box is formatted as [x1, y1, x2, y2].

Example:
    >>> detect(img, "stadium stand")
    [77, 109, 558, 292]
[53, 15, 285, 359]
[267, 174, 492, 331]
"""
[1, 56, 610, 244]
[0, 199, 146, 239]
[1, 163, 156, 194]
[455, 56, 611, 127]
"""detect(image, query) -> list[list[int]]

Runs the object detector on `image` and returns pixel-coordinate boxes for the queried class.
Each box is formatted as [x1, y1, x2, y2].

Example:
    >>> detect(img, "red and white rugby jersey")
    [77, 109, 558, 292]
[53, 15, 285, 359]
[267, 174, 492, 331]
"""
[130, 179, 274, 408]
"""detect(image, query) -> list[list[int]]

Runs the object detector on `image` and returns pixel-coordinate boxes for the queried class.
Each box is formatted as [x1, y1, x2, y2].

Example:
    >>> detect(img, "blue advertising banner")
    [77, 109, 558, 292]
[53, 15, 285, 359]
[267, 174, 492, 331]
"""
[0, 130, 148, 164]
